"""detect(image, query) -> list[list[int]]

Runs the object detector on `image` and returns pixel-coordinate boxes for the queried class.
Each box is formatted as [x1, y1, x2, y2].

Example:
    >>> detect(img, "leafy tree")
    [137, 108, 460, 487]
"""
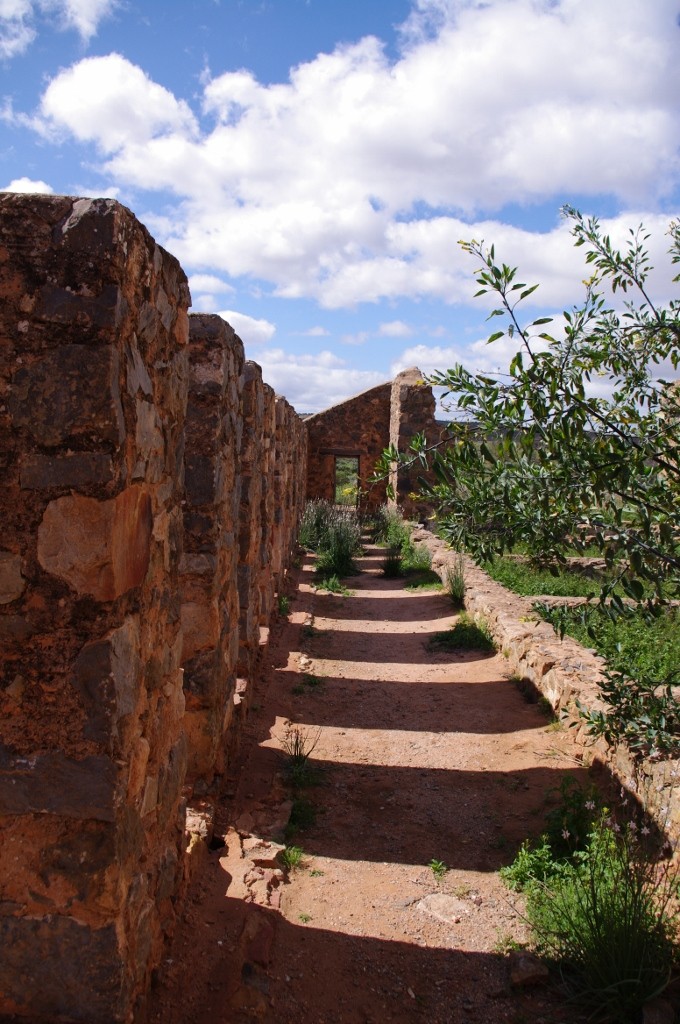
[376, 208, 680, 755]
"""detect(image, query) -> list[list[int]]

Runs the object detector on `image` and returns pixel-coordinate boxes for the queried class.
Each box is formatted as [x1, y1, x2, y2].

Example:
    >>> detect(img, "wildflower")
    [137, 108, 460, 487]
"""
[585, 800, 596, 811]
[628, 821, 638, 832]
[561, 829, 570, 840]
[613, 823, 621, 833]
[641, 825, 651, 836]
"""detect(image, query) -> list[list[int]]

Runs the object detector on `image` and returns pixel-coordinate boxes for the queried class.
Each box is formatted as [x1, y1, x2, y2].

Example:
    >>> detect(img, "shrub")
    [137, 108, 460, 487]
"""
[446, 554, 466, 609]
[524, 821, 678, 1022]
[427, 613, 496, 652]
[501, 778, 679, 1022]
[298, 499, 362, 578]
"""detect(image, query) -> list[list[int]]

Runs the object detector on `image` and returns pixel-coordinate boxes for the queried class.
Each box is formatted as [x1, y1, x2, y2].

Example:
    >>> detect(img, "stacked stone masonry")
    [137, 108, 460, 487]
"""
[0, 194, 307, 1024]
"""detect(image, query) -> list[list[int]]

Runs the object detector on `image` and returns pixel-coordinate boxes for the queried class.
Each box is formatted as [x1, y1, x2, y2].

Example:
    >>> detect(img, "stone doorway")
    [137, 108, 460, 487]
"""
[334, 455, 359, 505]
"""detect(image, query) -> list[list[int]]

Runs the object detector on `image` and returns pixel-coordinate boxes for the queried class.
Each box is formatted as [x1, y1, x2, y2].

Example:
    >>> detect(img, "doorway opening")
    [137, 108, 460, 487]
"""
[334, 456, 359, 505]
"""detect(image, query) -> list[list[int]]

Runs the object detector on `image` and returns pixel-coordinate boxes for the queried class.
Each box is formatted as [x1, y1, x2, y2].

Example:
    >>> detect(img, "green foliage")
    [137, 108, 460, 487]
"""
[282, 725, 322, 785]
[277, 593, 290, 616]
[524, 823, 678, 1022]
[428, 858, 447, 880]
[316, 573, 352, 595]
[539, 604, 680, 759]
[280, 845, 304, 870]
[427, 612, 496, 652]
[377, 209, 680, 758]
[405, 570, 443, 591]
[334, 456, 359, 505]
[484, 557, 603, 598]
[286, 797, 317, 839]
[298, 499, 362, 578]
[446, 554, 466, 608]
[380, 545, 404, 577]
[501, 780, 679, 1021]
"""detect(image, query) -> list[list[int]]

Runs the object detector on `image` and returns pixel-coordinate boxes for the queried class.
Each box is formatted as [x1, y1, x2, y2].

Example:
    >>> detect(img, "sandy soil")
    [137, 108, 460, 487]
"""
[150, 544, 596, 1024]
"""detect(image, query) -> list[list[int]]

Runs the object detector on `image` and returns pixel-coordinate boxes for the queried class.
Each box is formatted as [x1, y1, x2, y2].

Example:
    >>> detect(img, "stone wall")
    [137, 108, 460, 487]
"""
[0, 195, 308, 1023]
[389, 366, 441, 518]
[180, 314, 244, 789]
[0, 194, 190, 1023]
[305, 381, 391, 510]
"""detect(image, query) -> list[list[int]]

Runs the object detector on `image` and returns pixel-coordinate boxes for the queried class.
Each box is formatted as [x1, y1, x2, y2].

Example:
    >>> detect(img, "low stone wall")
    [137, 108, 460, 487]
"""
[412, 528, 680, 842]
[0, 194, 308, 1023]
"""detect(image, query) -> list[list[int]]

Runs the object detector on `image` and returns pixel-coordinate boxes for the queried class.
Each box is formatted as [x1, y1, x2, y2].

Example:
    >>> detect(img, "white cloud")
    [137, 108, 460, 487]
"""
[0, 0, 115, 57]
[301, 326, 330, 337]
[39, 0, 117, 41]
[378, 320, 412, 337]
[22, 1, 680, 310]
[0, 0, 35, 57]
[37, 54, 197, 152]
[1, 175, 53, 193]
[217, 309, 275, 346]
[188, 273, 233, 295]
[255, 348, 384, 413]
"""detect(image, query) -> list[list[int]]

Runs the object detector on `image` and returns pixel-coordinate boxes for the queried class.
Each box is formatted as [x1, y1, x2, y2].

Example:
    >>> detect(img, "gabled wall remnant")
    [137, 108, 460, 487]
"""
[305, 369, 439, 512]
[0, 194, 307, 1024]
[305, 381, 392, 509]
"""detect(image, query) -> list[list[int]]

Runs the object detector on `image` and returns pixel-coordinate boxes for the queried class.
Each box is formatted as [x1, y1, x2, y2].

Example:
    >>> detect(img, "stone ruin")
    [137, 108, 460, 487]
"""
[0, 192, 438, 1023]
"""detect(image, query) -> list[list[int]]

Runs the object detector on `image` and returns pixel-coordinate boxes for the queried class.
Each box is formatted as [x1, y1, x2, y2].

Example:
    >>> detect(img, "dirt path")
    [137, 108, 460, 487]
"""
[150, 545, 593, 1024]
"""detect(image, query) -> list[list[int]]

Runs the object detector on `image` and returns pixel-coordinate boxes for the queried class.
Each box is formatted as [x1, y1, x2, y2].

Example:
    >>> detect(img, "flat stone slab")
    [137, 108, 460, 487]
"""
[416, 893, 471, 923]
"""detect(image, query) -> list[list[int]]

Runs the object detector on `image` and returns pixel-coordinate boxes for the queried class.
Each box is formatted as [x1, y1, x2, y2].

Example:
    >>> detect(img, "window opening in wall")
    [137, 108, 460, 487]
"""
[334, 456, 359, 505]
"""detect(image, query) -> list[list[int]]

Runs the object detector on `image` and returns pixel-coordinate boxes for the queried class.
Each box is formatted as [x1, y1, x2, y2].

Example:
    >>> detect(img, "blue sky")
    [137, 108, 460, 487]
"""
[2, 0, 679, 412]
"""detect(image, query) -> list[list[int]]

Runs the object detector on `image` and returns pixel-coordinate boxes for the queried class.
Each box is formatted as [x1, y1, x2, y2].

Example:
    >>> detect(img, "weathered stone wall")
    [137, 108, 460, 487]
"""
[180, 314, 244, 789]
[305, 382, 392, 509]
[0, 194, 190, 1022]
[389, 366, 441, 518]
[413, 527, 680, 842]
[0, 195, 308, 1023]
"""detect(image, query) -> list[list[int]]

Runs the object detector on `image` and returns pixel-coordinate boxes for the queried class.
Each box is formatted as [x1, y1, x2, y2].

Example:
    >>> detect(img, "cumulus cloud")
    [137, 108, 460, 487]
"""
[216, 309, 275, 346]
[0, 0, 115, 57]
[378, 320, 413, 338]
[20, 1, 680, 310]
[255, 348, 385, 413]
[1, 175, 53, 193]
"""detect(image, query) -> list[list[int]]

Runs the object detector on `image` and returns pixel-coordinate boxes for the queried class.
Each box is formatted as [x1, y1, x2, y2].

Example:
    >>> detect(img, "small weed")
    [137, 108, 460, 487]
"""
[429, 858, 447, 880]
[301, 624, 316, 640]
[309, 868, 325, 877]
[381, 546, 403, 577]
[292, 683, 305, 696]
[286, 797, 317, 838]
[298, 912, 312, 923]
[303, 673, 322, 688]
[282, 725, 322, 785]
[493, 932, 524, 955]
[446, 555, 466, 609]
[427, 613, 496, 653]
[277, 594, 290, 616]
[280, 845, 304, 870]
[316, 574, 352, 595]
[453, 883, 471, 898]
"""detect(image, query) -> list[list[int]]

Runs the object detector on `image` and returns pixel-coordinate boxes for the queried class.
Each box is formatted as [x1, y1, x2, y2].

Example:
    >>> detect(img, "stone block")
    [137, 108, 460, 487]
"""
[37, 485, 152, 600]
[0, 744, 118, 820]
[0, 551, 24, 605]
[19, 451, 114, 491]
[0, 916, 127, 1024]
[9, 345, 125, 446]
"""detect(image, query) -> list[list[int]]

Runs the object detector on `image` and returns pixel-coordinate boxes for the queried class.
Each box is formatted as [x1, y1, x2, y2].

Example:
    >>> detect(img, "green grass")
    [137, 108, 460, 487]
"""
[429, 858, 447, 880]
[279, 845, 304, 870]
[405, 570, 444, 591]
[277, 593, 290, 615]
[544, 605, 680, 682]
[316, 574, 352, 595]
[483, 556, 604, 597]
[427, 613, 496, 653]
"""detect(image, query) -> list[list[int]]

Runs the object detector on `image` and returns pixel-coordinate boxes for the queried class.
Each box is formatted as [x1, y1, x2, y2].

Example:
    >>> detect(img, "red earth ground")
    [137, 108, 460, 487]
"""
[150, 544, 605, 1024]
